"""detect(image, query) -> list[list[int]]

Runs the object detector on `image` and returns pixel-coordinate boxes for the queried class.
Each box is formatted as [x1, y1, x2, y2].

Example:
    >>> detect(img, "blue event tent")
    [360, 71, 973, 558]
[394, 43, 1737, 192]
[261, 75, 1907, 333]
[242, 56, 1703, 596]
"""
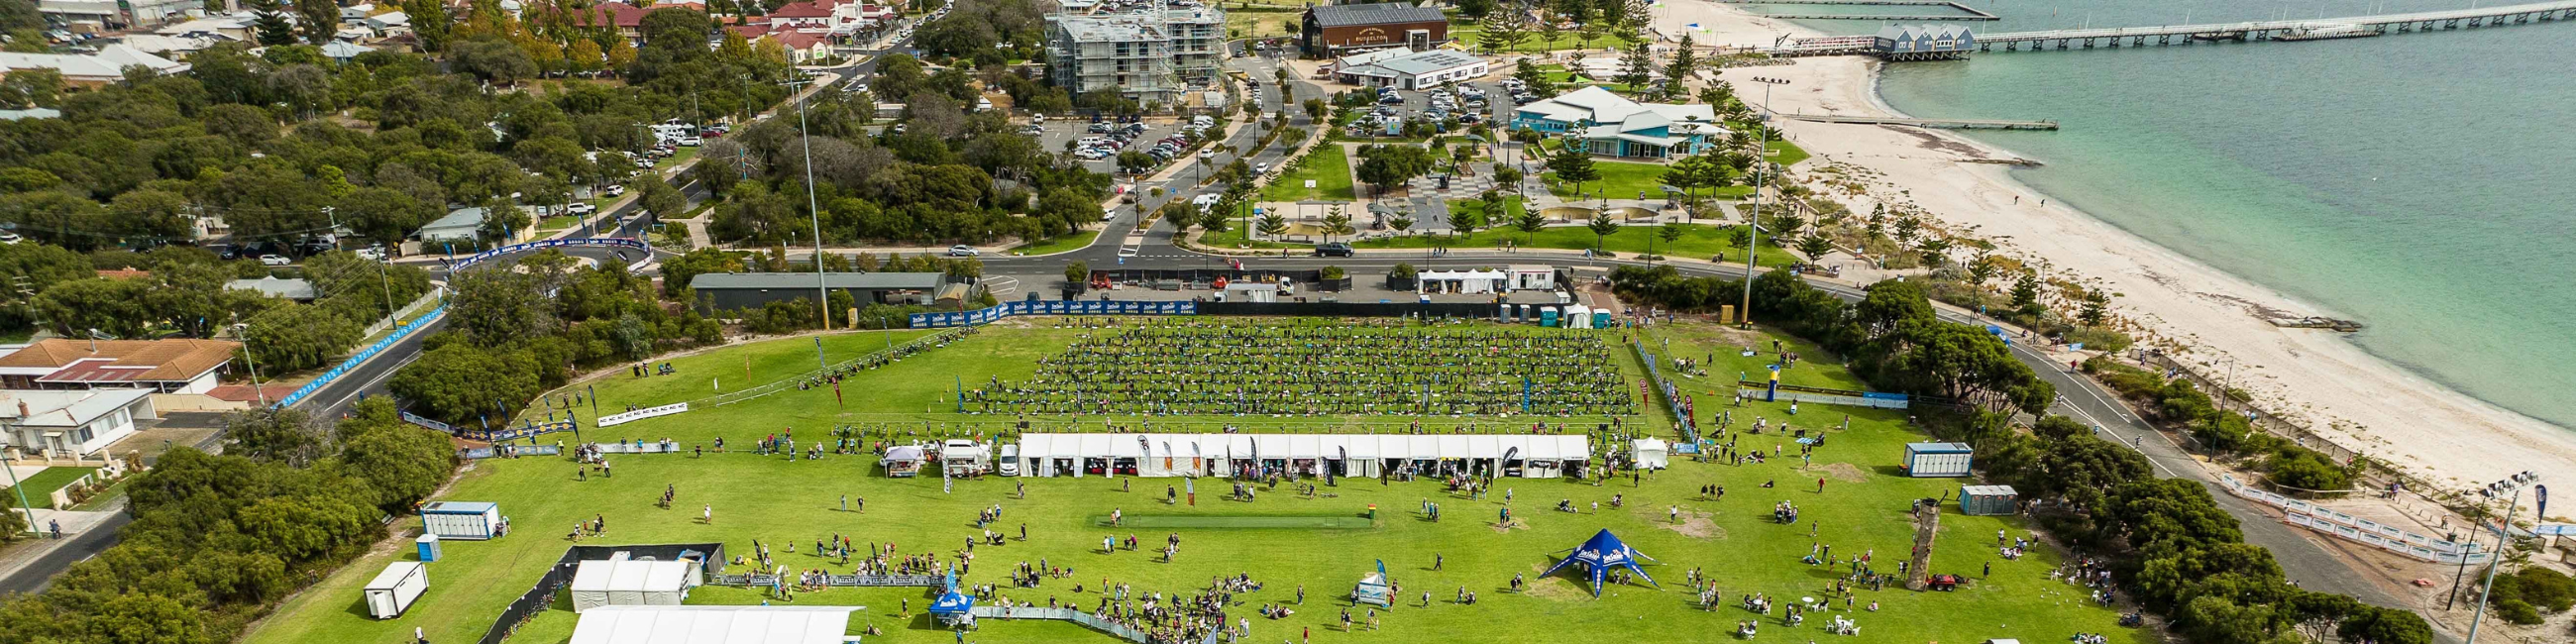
[929, 567, 976, 624]
[1540, 529, 1661, 596]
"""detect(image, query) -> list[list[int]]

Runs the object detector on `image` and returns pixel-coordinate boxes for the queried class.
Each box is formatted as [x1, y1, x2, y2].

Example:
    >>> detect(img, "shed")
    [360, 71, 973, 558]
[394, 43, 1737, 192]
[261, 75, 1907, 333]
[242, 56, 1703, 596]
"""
[1418, 269, 1507, 294]
[420, 501, 500, 540]
[363, 561, 428, 619]
[1508, 265, 1556, 290]
[1961, 484, 2019, 516]
[1903, 442, 1975, 478]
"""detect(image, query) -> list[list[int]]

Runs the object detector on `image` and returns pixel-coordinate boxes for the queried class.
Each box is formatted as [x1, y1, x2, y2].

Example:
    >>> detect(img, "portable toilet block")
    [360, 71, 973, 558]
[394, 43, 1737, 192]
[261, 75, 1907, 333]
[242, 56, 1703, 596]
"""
[1499, 303, 1513, 322]
[1961, 484, 2019, 515]
[363, 561, 429, 619]
[419, 501, 501, 540]
[1517, 304, 1531, 322]
[1594, 311, 1614, 328]
[1902, 443, 1975, 478]
[415, 534, 442, 562]
[1541, 307, 1559, 327]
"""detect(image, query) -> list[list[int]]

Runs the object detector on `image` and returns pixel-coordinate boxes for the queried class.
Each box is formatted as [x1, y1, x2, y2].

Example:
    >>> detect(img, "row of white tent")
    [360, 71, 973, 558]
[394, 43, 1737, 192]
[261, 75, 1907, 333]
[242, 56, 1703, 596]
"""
[1010, 433, 1594, 479]
[569, 559, 704, 612]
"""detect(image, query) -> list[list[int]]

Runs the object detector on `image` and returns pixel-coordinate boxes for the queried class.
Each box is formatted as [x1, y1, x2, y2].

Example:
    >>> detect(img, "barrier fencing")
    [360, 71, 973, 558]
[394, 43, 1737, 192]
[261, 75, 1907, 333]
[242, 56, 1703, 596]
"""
[965, 605, 1221, 644]
[597, 402, 689, 427]
[696, 327, 977, 408]
[2217, 475, 2493, 566]
[460, 445, 562, 460]
[911, 300, 1197, 328]
[452, 238, 649, 272]
[477, 543, 727, 644]
[709, 574, 940, 588]
[1733, 380, 1914, 410]
[274, 304, 446, 408]
[1631, 342, 1696, 444]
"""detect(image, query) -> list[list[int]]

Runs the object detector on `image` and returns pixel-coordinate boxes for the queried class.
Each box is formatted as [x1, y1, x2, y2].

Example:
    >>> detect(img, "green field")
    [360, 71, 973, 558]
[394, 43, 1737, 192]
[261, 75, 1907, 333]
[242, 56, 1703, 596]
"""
[250, 321, 2150, 644]
[1261, 145, 1356, 203]
[0, 467, 96, 511]
[1449, 25, 1641, 54]
[1360, 214, 1802, 268]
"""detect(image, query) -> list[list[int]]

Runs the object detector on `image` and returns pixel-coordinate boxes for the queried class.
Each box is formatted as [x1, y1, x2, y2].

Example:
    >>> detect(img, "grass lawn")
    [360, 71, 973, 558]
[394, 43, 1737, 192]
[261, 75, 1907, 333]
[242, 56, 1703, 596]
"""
[1260, 145, 1355, 203]
[1225, 8, 1301, 38]
[657, 147, 702, 172]
[0, 467, 97, 510]
[250, 320, 2149, 644]
[1544, 159, 1675, 201]
[1449, 25, 1639, 54]
[1010, 228, 1102, 256]
[1768, 139, 1811, 166]
[509, 330, 939, 426]
[1198, 222, 1305, 251]
[538, 215, 584, 232]
[1366, 213, 1802, 268]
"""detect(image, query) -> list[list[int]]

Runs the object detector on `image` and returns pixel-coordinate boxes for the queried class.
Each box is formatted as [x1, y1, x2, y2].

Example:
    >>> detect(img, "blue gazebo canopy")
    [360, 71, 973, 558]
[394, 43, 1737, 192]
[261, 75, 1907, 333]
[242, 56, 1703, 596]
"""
[928, 589, 976, 615]
[1540, 529, 1661, 596]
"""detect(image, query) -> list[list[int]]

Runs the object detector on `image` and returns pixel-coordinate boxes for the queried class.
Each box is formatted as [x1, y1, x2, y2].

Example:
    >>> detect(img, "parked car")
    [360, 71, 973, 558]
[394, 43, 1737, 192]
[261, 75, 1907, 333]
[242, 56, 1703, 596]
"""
[946, 245, 979, 257]
[259, 254, 293, 266]
[566, 203, 598, 216]
[354, 248, 386, 261]
[1313, 243, 1353, 258]
[605, 184, 627, 197]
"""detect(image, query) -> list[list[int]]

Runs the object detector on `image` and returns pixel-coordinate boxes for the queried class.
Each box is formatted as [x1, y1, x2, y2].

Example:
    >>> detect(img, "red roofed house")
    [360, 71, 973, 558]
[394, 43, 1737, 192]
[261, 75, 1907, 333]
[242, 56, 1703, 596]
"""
[571, 1, 709, 44]
[0, 339, 240, 394]
[768, 30, 836, 63]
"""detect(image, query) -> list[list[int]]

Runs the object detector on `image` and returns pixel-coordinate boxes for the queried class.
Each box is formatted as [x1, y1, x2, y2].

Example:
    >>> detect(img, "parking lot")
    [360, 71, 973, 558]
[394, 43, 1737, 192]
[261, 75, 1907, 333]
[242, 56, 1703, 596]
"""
[1335, 80, 1518, 141]
[1032, 117, 1194, 175]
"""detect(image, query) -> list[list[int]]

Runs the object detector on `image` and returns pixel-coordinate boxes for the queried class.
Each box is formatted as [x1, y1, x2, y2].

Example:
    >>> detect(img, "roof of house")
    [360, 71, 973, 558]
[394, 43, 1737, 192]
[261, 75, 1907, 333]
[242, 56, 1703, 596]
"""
[1307, 3, 1447, 29]
[1349, 50, 1482, 76]
[0, 388, 152, 427]
[690, 272, 946, 291]
[0, 45, 189, 80]
[1048, 15, 1166, 43]
[768, 30, 832, 50]
[0, 339, 238, 384]
[1517, 86, 1718, 133]
[227, 276, 318, 300]
[769, 0, 838, 19]
[0, 108, 61, 121]
[321, 41, 374, 58]
[1877, 24, 1973, 41]
[576, 2, 703, 28]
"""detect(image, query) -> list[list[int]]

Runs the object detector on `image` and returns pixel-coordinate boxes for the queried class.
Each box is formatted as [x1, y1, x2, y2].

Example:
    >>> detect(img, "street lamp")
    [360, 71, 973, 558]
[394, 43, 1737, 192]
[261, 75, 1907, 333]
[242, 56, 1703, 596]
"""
[784, 75, 833, 362]
[231, 322, 267, 406]
[2464, 471, 2541, 644]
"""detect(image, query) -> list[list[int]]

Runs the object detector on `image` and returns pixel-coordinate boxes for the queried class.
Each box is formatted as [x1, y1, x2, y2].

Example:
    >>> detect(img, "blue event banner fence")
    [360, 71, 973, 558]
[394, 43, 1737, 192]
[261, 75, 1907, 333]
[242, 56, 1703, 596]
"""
[273, 305, 447, 408]
[911, 300, 1197, 328]
[1631, 342, 1697, 445]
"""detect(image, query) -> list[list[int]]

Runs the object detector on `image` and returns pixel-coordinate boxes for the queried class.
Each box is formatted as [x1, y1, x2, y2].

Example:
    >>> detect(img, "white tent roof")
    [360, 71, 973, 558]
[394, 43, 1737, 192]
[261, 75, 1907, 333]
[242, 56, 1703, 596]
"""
[1633, 438, 1669, 453]
[644, 562, 690, 591]
[1468, 435, 1502, 459]
[570, 605, 858, 644]
[884, 445, 923, 462]
[1019, 435, 1052, 459]
[1558, 435, 1592, 460]
[1436, 435, 1470, 459]
[571, 561, 614, 592]
[1289, 434, 1322, 459]
[1408, 435, 1440, 459]
[1108, 435, 1143, 458]
[1254, 434, 1287, 459]
[1523, 436, 1561, 461]
[1344, 435, 1377, 460]
[598, 560, 689, 591]
[1080, 434, 1113, 458]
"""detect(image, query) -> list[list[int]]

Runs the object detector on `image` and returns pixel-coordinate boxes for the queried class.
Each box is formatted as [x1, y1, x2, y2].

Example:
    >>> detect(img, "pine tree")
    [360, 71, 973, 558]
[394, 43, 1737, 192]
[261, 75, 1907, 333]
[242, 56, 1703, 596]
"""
[1665, 34, 1699, 95]
[252, 1, 299, 47]
[2079, 289, 2109, 326]
[297, 0, 339, 45]
[2010, 272, 2042, 317]
[1616, 42, 1655, 95]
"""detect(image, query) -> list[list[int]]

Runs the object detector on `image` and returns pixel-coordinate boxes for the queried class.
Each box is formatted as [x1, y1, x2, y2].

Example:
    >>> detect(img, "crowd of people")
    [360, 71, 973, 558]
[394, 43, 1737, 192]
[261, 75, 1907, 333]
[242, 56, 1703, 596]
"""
[977, 321, 1636, 416]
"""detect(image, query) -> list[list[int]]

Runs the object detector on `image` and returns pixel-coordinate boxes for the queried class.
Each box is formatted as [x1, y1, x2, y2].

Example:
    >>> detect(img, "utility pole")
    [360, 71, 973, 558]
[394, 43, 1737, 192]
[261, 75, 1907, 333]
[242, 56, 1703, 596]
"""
[2464, 471, 2540, 644]
[785, 76, 832, 346]
[1740, 77, 1789, 329]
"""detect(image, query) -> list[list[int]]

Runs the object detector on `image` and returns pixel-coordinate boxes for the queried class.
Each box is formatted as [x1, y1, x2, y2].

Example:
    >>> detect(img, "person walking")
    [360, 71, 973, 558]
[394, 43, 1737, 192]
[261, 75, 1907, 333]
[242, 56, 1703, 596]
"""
[702, 504, 713, 524]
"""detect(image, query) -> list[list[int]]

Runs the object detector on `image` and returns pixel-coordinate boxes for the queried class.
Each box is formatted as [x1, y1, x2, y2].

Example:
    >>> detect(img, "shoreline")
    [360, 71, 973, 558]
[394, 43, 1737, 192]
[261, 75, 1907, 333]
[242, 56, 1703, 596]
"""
[1650, 3, 2576, 501]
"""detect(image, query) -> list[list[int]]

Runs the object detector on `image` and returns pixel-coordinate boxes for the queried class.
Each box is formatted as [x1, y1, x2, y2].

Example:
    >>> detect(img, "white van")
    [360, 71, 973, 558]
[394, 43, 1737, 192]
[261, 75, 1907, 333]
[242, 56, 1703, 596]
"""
[997, 444, 1020, 477]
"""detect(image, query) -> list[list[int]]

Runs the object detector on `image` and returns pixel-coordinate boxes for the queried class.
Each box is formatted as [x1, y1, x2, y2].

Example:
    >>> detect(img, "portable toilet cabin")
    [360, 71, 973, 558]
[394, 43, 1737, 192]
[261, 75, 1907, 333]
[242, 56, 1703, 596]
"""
[1961, 484, 2019, 515]
[419, 501, 501, 540]
[363, 561, 429, 619]
[415, 534, 442, 562]
[1902, 442, 1975, 478]
[1517, 304, 1531, 323]
[1499, 303, 1514, 323]
[1540, 307, 1559, 327]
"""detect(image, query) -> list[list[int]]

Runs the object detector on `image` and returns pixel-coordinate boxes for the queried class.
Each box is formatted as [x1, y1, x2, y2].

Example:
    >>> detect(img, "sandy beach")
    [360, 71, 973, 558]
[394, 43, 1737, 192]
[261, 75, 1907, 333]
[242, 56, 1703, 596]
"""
[1648, 1, 2576, 499]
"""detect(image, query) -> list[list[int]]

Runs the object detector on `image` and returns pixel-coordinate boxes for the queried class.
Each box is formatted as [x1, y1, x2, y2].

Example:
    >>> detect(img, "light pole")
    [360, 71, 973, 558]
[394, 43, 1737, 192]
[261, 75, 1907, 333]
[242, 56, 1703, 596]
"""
[232, 322, 267, 406]
[1740, 77, 1788, 329]
[785, 76, 832, 350]
[2464, 471, 2540, 644]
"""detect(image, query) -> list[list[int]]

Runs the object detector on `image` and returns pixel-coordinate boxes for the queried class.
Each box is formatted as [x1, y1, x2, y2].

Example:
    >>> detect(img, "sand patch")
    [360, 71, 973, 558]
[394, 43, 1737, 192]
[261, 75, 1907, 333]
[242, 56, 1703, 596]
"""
[1800, 463, 1867, 483]
[1656, 509, 1726, 540]
[1490, 518, 1531, 533]
[1523, 563, 1585, 601]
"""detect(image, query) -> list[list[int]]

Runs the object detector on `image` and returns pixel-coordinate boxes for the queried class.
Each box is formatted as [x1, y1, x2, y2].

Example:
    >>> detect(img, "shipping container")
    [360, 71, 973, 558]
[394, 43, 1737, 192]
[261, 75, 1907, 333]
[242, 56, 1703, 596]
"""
[363, 561, 428, 619]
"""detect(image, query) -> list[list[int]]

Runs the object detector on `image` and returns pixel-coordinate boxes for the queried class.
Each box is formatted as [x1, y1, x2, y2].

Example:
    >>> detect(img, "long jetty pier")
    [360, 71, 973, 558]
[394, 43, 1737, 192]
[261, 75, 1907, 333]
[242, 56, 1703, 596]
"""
[1724, 0, 1999, 22]
[1771, 0, 2576, 54]
[1779, 114, 2058, 131]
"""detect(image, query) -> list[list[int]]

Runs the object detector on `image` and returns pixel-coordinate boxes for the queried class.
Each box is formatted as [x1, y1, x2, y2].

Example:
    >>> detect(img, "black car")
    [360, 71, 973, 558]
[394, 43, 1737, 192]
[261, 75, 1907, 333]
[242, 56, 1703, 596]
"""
[1313, 243, 1353, 258]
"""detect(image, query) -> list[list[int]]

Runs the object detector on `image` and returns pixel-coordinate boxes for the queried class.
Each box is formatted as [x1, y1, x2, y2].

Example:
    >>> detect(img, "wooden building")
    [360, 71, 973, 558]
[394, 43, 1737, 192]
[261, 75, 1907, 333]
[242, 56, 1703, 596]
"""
[1301, 3, 1449, 58]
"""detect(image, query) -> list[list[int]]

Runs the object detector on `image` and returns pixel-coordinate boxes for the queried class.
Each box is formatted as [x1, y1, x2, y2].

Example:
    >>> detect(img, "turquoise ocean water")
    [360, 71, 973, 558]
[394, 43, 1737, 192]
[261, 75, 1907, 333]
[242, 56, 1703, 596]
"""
[1764, 0, 2576, 428]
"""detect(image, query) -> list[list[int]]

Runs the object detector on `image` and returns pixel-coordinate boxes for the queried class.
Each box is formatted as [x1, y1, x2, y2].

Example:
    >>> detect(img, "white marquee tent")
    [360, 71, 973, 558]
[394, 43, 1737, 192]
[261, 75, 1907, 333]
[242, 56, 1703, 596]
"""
[569, 605, 858, 644]
[1003, 434, 1590, 479]
[570, 560, 702, 612]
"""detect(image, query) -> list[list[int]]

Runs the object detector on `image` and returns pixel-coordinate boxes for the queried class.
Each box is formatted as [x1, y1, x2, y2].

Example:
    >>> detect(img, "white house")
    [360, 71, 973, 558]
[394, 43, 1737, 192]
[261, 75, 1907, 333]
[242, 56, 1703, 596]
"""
[0, 388, 156, 457]
[0, 45, 190, 86]
[1332, 49, 1486, 90]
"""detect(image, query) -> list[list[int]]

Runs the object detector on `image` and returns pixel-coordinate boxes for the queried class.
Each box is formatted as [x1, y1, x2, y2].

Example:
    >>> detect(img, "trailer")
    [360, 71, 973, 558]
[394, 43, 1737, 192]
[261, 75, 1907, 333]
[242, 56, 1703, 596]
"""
[419, 501, 501, 540]
[1902, 443, 1974, 478]
[363, 561, 429, 619]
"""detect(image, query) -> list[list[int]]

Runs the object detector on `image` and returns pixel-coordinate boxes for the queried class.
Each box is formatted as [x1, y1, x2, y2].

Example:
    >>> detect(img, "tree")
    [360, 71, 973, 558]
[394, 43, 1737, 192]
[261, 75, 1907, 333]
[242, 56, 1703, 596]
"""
[2010, 271, 2042, 318]
[1767, 211, 1806, 240]
[1893, 215, 1921, 245]
[1656, 222, 1684, 257]
[1256, 212, 1288, 239]
[1546, 147, 1599, 198]
[1063, 261, 1088, 289]
[1796, 235, 1834, 264]
[2080, 289, 2109, 326]
[1513, 58, 1557, 98]
[1616, 42, 1654, 94]
[1577, 21, 1607, 52]
[1538, 17, 1564, 54]
[222, 407, 327, 467]
[1388, 214, 1414, 235]
[1917, 237, 1952, 268]
[1303, 98, 1328, 123]
[1490, 12, 1530, 54]
[446, 261, 554, 347]
[451, 37, 538, 84]
[252, 1, 299, 47]
[295, 0, 339, 45]
[1354, 145, 1435, 197]
[242, 301, 362, 373]
[1968, 252, 1999, 287]
[1511, 200, 1546, 242]
[1448, 203, 1483, 240]
[389, 340, 542, 425]
[1666, 34, 1700, 92]
[335, 396, 462, 513]
[1586, 215, 1620, 255]
[1320, 206, 1353, 244]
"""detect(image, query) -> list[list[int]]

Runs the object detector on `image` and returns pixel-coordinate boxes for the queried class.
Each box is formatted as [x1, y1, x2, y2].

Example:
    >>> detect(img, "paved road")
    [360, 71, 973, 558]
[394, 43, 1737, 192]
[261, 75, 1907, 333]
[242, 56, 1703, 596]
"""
[0, 506, 128, 596]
